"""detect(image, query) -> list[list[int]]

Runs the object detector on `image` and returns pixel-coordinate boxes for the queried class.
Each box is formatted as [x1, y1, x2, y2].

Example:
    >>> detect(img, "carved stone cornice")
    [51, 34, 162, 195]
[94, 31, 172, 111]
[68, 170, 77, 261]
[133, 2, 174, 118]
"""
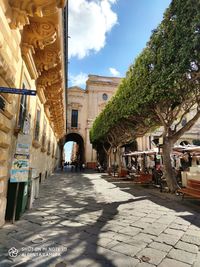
[8, 0, 66, 138]
[44, 104, 51, 119]
[37, 86, 46, 104]
[9, 0, 66, 29]
[46, 82, 62, 93]
[68, 102, 83, 109]
[37, 64, 62, 87]
[34, 43, 61, 72]
[22, 21, 57, 50]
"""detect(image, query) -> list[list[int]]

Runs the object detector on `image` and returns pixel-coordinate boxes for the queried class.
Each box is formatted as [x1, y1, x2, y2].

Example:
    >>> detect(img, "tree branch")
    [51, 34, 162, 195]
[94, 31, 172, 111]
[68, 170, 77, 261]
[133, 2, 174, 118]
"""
[172, 109, 200, 142]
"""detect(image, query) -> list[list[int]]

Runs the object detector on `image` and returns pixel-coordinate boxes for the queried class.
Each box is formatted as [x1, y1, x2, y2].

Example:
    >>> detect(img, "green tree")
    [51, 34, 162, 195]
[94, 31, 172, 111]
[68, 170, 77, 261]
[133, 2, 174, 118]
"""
[90, 0, 200, 192]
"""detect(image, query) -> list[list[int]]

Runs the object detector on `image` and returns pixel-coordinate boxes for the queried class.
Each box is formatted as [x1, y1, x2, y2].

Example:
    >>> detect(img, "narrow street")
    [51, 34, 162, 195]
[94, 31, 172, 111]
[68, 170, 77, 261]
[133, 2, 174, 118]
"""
[0, 171, 200, 267]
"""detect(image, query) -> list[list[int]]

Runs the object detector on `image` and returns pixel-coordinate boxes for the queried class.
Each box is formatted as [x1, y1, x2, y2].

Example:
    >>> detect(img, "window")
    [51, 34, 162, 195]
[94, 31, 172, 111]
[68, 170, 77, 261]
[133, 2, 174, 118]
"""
[47, 130, 51, 154]
[102, 93, 108, 101]
[181, 117, 187, 127]
[71, 109, 78, 128]
[52, 144, 55, 157]
[42, 119, 47, 147]
[34, 108, 41, 140]
[18, 84, 27, 129]
[47, 140, 51, 153]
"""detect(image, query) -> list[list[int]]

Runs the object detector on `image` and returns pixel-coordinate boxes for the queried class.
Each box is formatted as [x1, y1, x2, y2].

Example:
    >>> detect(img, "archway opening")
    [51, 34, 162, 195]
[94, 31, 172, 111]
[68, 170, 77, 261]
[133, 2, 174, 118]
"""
[180, 140, 190, 146]
[64, 133, 85, 164]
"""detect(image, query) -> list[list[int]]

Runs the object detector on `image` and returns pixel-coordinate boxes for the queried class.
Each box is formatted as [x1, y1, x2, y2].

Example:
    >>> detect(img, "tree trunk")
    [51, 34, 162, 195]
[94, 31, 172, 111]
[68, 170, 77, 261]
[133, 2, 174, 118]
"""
[162, 138, 179, 193]
[107, 149, 112, 175]
[117, 147, 122, 177]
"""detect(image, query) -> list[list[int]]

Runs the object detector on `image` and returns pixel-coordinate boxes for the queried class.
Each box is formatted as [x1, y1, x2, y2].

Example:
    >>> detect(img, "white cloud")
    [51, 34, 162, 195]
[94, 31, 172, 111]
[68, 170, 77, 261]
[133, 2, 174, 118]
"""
[109, 67, 120, 76]
[69, 72, 88, 86]
[68, 0, 118, 59]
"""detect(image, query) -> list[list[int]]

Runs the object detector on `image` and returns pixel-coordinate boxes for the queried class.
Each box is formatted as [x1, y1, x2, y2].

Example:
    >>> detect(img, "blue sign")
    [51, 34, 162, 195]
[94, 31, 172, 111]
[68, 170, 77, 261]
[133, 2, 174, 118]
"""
[0, 87, 36, 96]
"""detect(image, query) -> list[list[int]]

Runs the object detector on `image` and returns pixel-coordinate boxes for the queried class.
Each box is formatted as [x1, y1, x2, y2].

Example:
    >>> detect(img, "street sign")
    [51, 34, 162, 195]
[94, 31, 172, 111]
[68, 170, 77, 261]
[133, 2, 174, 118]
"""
[0, 87, 36, 96]
[0, 96, 5, 111]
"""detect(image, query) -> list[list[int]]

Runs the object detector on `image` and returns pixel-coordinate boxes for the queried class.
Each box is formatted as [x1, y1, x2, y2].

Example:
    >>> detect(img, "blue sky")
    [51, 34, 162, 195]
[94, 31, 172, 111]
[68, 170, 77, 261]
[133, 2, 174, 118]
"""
[68, 0, 172, 88]
[65, 0, 172, 161]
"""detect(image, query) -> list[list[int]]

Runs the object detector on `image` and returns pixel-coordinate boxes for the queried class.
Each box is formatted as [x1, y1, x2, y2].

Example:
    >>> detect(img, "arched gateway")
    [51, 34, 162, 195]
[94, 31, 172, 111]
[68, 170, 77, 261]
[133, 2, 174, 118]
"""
[66, 75, 122, 168]
[65, 133, 85, 163]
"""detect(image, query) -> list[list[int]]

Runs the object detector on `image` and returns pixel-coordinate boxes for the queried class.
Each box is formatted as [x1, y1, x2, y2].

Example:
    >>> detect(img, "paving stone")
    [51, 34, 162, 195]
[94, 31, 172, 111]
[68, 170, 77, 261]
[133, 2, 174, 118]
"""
[155, 233, 180, 246]
[155, 216, 175, 225]
[112, 233, 133, 243]
[168, 248, 196, 264]
[164, 228, 185, 237]
[181, 234, 200, 246]
[145, 214, 162, 219]
[158, 258, 191, 267]
[143, 226, 166, 236]
[97, 238, 119, 249]
[111, 243, 143, 257]
[136, 247, 167, 265]
[174, 218, 191, 226]
[131, 221, 151, 229]
[193, 252, 200, 267]
[131, 212, 148, 218]
[136, 263, 156, 267]
[1, 171, 200, 266]
[185, 229, 200, 237]
[59, 220, 85, 228]
[102, 224, 123, 233]
[188, 224, 200, 230]
[140, 217, 156, 223]
[98, 231, 116, 239]
[127, 239, 147, 249]
[175, 240, 198, 253]
[133, 233, 155, 244]
[98, 246, 140, 266]
[169, 223, 189, 231]
[118, 226, 141, 237]
[148, 242, 172, 252]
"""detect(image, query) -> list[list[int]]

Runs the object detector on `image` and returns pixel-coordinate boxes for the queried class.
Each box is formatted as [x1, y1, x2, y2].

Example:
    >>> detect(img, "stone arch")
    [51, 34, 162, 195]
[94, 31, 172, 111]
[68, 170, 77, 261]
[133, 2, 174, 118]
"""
[65, 132, 85, 163]
[180, 140, 190, 146]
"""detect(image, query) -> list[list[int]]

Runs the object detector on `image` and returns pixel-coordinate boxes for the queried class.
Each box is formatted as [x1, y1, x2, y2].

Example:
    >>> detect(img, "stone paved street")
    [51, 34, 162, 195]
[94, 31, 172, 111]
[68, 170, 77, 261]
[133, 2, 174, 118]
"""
[0, 170, 200, 267]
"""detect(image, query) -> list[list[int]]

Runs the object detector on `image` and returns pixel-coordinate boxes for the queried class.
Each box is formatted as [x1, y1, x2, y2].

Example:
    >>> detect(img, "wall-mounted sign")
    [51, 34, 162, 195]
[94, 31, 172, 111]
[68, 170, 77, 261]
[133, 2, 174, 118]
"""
[16, 143, 30, 155]
[10, 169, 29, 183]
[10, 133, 32, 183]
[10, 153, 30, 183]
[12, 158, 29, 170]
[0, 87, 36, 96]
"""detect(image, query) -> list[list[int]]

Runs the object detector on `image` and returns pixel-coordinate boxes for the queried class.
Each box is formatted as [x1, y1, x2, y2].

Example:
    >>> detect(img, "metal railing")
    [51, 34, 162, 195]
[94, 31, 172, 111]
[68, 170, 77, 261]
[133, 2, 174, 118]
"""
[67, 123, 81, 130]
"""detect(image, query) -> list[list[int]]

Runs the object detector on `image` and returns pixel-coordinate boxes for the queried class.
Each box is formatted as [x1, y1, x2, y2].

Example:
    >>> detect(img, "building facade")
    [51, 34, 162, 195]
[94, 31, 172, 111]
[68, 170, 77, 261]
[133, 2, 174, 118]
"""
[0, 0, 66, 226]
[67, 75, 121, 168]
[137, 110, 200, 152]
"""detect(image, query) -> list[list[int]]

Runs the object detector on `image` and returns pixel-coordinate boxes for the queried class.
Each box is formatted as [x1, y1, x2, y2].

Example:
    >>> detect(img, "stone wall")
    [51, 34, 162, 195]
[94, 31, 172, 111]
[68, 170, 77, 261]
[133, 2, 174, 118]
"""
[0, 0, 65, 227]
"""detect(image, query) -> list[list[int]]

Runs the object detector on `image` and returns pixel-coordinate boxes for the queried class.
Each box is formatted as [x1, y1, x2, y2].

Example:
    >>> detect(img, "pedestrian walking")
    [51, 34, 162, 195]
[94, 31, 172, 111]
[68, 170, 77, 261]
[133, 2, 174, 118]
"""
[82, 163, 85, 171]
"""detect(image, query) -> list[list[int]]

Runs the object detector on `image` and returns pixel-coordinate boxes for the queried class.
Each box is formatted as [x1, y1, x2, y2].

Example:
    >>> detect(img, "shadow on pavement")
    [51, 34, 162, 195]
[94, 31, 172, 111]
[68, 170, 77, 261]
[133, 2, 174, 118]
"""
[1, 170, 200, 267]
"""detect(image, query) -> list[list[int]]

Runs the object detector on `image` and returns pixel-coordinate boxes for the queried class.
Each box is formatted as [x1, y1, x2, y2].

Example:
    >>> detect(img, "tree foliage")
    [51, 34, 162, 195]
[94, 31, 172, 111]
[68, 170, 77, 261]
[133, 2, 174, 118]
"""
[90, 0, 200, 191]
[90, 0, 200, 143]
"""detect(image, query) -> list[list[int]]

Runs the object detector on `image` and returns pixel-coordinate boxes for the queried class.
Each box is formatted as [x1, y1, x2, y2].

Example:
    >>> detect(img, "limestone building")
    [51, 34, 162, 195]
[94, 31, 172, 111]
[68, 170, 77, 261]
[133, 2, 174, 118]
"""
[0, 0, 66, 226]
[67, 75, 200, 170]
[67, 75, 121, 168]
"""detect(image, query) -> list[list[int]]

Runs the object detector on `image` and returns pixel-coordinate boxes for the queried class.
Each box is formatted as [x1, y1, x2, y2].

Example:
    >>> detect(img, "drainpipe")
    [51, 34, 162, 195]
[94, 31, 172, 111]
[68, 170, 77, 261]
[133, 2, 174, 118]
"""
[63, 1, 68, 132]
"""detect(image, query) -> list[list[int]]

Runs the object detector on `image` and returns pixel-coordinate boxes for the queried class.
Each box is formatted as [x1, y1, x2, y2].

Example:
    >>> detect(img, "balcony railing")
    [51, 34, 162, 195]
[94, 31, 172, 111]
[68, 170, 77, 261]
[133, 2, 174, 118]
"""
[67, 123, 81, 130]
